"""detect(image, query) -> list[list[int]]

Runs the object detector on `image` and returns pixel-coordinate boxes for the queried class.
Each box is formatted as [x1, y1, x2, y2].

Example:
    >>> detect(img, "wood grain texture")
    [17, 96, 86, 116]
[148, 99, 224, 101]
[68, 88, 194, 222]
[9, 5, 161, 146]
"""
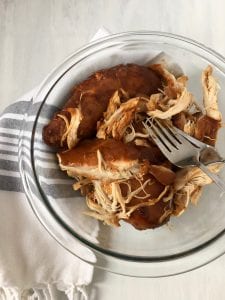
[1, 0, 225, 299]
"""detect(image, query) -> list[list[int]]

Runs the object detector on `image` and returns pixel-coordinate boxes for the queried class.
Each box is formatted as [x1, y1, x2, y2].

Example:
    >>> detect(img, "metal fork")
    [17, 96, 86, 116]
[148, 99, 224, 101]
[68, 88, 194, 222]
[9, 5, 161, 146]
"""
[174, 127, 225, 165]
[143, 119, 225, 192]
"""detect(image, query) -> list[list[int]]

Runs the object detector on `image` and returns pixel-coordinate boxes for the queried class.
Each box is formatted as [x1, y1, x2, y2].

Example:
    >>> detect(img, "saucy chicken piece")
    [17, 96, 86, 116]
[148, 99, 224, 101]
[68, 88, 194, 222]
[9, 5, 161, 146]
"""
[58, 139, 147, 181]
[193, 66, 221, 145]
[58, 138, 170, 181]
[43, 64, 162, 148]
[84, 173, 173, 229]
[120, 174, 173, 229]
[194, 115, 221, 146]
[58, 138, 175, 229]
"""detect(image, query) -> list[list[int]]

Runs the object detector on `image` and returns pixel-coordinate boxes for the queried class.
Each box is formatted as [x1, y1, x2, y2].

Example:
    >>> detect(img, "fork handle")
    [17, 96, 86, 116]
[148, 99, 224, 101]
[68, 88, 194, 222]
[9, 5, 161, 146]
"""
[199, 162, 225, 193]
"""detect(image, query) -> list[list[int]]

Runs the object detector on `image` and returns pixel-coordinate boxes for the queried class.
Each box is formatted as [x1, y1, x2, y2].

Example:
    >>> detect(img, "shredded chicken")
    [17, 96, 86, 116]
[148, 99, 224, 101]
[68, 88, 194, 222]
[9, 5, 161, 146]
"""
[183, 119, 196, 136]
[102, 90, 121, 120]
[133, 138, 150, 147]
[145, 65, 193, 119]
[97, 96, 149, 140]
[85, 179, 172, 227]
[150, 64, 188, 97]
[58, 108, 82, 149]
[72, 177, 91, 191]
[173, 163, 223, 216]
[123, 124, 149, 143]
[202, 65, 222, 121]
[147, 88, 193, 119]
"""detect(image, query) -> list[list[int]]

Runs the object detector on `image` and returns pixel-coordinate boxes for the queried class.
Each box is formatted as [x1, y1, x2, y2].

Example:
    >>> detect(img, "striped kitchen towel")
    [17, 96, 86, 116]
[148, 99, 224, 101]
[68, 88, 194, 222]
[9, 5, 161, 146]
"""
[0, 27, 110, 300]
[0, 90, 95, 300]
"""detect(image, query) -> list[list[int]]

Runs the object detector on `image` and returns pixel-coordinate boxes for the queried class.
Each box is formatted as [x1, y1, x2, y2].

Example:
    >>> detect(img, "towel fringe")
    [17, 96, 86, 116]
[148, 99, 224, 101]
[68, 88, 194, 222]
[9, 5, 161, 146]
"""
[0, 284, 88, 300]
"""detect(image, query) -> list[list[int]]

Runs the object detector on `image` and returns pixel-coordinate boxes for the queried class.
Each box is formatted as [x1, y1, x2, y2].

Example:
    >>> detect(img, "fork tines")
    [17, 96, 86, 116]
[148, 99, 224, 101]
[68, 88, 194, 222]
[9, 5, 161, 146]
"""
[143, 118, 182, 153]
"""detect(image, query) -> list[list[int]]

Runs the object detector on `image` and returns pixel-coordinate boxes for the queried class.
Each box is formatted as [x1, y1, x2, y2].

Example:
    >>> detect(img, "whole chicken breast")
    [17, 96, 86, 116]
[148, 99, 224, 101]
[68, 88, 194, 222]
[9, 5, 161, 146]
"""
[43, 64, 162, 149]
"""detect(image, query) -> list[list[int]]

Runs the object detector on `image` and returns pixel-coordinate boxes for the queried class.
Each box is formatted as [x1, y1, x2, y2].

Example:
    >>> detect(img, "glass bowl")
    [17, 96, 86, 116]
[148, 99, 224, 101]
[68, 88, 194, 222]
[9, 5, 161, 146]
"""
[19, 31, 225, 277]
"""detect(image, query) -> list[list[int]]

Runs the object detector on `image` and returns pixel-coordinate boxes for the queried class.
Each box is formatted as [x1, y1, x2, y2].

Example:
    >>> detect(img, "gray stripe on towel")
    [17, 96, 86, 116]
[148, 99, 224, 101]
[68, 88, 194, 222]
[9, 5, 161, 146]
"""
[2, 101, 31, 115]
[0, 176, 23, 192]
[0, 160, 19, 172]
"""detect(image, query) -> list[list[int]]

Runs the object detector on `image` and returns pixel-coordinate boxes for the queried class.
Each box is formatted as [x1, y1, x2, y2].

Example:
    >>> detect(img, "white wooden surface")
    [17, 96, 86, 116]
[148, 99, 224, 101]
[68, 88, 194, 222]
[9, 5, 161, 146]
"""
[1, 1, 225, 299]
